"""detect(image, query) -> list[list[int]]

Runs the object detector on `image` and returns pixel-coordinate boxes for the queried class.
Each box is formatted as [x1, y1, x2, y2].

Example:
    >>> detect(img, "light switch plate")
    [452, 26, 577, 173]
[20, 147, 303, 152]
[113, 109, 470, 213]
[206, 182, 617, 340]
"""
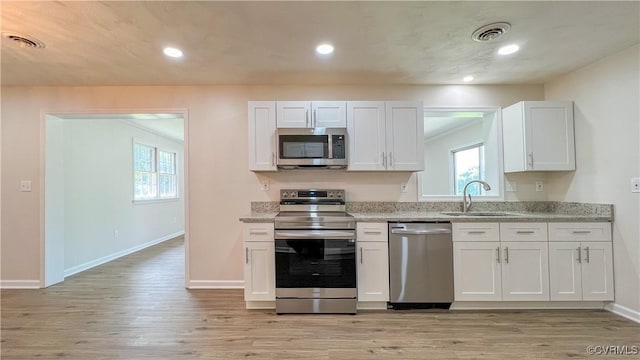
[505, 180, 517, 192]
[632, 178, 640, 193]
[400, 183, 408, 193]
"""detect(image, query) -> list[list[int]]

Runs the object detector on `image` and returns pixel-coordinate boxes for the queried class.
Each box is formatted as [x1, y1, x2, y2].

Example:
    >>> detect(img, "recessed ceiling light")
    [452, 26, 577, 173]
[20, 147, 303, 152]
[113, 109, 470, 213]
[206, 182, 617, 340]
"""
[463, 75, 474, 82]
[315, 43, 334, 55]
[498, 44, 520, 55]
[163, 47, 183, 58]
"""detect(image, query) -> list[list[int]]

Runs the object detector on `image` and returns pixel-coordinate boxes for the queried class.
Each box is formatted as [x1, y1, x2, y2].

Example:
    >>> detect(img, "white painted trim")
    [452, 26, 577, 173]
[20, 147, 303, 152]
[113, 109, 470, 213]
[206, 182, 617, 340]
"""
[246, 301, 276, 310]
[187, 280, 244, 289]
[450, 301, 608, 310]
[64, 231, 184, 277]
[357, 301, 388, 310]
[120, 119, 184, 144]
[605, 303, 640, 323]
[1, 280, 41, 289]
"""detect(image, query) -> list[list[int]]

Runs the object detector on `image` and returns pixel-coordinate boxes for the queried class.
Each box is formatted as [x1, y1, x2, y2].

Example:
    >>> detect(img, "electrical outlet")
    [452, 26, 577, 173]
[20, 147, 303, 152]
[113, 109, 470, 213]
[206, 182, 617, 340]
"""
[535, 181, 544, 192]
[505, 180, 517, 192]
[20, 180, 32, 192]
[632, 178, 640, 193]
[261, 181, 270, 191]
[400, 183, 408, 193]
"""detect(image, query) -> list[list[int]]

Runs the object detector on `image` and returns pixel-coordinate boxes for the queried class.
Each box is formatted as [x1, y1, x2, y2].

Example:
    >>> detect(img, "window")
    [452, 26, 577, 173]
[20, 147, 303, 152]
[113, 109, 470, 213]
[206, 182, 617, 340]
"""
[452, 143, 485, 196]
[134, 142, 178, 200]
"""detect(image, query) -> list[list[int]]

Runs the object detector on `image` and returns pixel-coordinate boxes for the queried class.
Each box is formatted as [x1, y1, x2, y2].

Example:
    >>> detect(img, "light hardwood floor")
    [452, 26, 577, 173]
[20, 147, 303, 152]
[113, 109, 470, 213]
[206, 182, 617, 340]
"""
[2, 237, 638, 359]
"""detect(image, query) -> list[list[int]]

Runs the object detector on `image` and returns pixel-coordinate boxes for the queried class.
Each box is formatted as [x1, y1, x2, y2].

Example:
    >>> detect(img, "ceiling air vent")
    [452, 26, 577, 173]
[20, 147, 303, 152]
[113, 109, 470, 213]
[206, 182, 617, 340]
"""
[471, 22, 511, 42]
[2, 31, 46, 48]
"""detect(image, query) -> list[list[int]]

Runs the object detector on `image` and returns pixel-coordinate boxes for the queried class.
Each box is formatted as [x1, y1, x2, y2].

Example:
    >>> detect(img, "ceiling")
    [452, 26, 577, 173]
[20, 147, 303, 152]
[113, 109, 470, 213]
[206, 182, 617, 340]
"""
[1, 1, 638, 86]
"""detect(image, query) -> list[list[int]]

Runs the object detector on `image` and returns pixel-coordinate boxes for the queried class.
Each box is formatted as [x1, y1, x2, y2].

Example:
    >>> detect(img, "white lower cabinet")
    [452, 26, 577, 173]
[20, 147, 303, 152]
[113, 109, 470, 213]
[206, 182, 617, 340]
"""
[454, 222, 550, 302]
[242, 223, 275, 302]
[453, 241, 502, 301]
[548, 222, 614, 301]
[356, 222, 389, 303]
[500, 241, 549, 301]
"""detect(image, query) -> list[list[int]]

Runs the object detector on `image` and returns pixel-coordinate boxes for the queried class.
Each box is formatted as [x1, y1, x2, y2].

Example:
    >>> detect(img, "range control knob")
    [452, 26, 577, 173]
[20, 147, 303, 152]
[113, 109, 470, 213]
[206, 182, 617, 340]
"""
[282, 192, 288, 198]
[336, 192, 343, 198]
[328, 192, 334, 198]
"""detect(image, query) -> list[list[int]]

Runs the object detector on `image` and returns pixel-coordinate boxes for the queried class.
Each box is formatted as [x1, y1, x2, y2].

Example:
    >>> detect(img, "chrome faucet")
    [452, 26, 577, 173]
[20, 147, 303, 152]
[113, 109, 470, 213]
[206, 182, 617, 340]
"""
[462, 180, 491, 212]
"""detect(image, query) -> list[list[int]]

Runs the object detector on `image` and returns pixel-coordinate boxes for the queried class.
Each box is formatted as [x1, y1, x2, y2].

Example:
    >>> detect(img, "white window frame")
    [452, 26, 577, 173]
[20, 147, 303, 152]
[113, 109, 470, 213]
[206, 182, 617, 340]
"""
[133, 139, 179, 202]
[451, 142, 485, 195]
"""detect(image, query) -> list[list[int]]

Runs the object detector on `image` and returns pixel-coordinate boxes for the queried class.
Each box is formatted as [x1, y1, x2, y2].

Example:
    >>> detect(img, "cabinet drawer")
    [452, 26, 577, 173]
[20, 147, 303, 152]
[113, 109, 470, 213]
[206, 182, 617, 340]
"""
[500, 223, 548, 242]
[357, 222, 388, 242]
[243, 223, 275, 242]
[548, 222, 611, 242]
[453, 223, 499, 242]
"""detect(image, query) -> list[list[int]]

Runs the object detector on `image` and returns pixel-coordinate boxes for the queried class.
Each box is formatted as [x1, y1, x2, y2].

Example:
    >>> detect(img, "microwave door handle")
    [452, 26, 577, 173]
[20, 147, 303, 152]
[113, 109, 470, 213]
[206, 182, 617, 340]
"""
[328, 133, 333, 159]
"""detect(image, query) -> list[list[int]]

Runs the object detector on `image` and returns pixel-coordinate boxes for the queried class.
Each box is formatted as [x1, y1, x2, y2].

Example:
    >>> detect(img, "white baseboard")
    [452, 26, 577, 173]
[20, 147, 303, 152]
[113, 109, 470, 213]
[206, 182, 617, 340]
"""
[0, 280, 41, 289]
[64, 231, 184, 277]
[187, 280, 244, 289]
[605, 303, 640, 323]
[450, 301, 608, 310]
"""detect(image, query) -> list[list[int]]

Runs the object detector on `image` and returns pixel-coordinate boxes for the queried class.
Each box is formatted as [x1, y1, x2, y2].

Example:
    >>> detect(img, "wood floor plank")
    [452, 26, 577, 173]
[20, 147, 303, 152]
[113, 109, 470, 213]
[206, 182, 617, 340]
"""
[2, 237, 638, 359]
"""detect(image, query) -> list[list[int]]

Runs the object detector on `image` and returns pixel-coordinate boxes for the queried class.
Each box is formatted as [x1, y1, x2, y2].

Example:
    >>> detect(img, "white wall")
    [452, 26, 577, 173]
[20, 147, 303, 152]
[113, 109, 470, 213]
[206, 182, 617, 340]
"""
[544, 45, 640, 315]
[58, 118, 185, 274]
[1, 84, 544, 286]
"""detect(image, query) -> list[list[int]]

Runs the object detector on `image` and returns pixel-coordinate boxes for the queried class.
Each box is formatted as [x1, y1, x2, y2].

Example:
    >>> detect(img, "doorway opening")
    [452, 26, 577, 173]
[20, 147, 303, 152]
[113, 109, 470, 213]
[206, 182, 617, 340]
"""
[42, 111, 188, 288]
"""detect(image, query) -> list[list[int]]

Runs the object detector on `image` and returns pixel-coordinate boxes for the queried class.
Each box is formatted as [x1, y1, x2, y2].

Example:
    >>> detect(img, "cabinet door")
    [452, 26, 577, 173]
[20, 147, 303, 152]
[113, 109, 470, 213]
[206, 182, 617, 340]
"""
[248, 101, 277, 171]
[276, 101, 311, 128]
[549, 241, 583, 301]
[312, 101, 346, 128]
[524, 101, 575, 171]
[347, 101, 386, 171]
[500, 242, 549, 301]
[357, 241, 390, 302]
[453, 242, 502, 301]
[581, 242, 614, 301]
[244, 241, 276, 301]
[385, 101, 424, 171]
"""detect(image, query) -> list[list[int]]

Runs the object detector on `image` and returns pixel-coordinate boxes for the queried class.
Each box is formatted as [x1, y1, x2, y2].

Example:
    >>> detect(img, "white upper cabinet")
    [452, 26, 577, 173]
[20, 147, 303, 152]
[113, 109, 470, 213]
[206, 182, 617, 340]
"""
[276, 101, 346, 128]
[347, 101, 387, 170]
[248, 101, 277, 171]
[502, 101, 575, 172]
[347, 101, 424, 171]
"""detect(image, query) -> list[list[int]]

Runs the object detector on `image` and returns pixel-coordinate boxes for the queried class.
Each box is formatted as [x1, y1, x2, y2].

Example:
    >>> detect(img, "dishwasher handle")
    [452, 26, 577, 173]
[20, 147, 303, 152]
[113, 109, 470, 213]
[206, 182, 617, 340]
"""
[390, 228, 452, 235]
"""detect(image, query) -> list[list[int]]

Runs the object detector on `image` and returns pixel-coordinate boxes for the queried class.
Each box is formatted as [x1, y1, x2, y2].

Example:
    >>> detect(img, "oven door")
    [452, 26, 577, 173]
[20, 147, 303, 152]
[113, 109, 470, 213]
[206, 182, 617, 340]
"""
[274, 230, 356, 294]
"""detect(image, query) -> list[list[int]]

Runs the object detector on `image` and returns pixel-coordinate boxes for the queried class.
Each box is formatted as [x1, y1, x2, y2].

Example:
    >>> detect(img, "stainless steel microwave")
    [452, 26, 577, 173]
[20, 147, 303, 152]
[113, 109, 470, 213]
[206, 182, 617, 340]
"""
[276, 128, 347, 169]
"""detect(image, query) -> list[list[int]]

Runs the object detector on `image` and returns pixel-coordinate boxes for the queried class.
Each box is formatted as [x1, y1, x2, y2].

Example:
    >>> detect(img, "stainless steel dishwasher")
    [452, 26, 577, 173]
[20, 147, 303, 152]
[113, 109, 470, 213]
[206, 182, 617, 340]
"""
[388, 222, 453, 309]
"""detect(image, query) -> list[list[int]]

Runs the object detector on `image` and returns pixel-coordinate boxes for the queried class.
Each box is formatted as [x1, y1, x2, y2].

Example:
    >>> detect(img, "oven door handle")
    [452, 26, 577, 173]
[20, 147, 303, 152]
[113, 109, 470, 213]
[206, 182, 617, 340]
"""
[275, 230, 355, 240]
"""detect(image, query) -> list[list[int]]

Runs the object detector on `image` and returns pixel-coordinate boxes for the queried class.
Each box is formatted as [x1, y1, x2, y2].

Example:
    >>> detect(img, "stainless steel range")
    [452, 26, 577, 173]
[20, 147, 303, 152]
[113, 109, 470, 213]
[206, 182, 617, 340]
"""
[274, 189, 357, 314]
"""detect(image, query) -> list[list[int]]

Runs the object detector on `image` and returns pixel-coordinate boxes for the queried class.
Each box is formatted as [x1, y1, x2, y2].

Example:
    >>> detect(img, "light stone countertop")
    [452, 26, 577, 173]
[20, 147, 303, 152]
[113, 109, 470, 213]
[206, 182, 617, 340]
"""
[239, 201, 614, 223]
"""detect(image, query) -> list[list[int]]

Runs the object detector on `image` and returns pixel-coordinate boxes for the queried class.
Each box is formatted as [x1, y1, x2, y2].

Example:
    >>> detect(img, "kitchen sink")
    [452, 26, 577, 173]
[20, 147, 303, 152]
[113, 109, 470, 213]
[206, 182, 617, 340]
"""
[441, 211, 521, 217]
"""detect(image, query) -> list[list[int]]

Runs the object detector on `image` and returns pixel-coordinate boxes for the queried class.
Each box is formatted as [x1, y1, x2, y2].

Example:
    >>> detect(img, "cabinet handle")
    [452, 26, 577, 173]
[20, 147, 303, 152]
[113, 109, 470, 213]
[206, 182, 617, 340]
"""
[468, 231, 486, 234]
[496, 247, 501, 263]
[576, 246, 582, 263]
[364, 230, 382, 235]
[516, 230, 535, 234]
[382, 152, 386, 167]
[528, 152, 534, 168]
[272, 152, 275, 167]
[504, 246, 509, 264]
[572, 230, 592, 234]
[388, 152, 393, 167]
[360, 247, 364, 264]
[313, 109, 317, 128]
[584, 246, 590, 263]
[245, 248, 249, 264]
[250, 230, 268, 235]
